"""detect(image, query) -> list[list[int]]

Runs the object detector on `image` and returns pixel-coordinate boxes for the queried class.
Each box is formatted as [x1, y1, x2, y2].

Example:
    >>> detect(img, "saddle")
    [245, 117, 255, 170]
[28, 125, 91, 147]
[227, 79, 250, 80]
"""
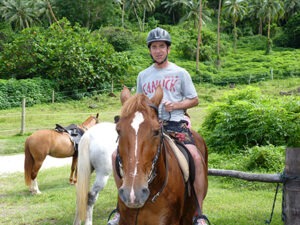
[163, 133, 195, 184]
[55, 124, 84, 151]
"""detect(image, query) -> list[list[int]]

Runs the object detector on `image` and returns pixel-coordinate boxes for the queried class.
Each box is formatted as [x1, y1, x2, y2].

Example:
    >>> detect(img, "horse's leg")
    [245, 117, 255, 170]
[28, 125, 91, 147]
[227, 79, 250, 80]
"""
[85, 173, 110, 225]
[70, 153, 78, 184]
[29, 157, 45, 195]
[30, 178, 41, 195]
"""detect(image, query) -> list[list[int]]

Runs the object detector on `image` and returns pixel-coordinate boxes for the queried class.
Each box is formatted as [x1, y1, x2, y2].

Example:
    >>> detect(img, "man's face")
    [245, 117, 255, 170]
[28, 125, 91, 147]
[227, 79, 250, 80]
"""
[149, 41, 170, 64]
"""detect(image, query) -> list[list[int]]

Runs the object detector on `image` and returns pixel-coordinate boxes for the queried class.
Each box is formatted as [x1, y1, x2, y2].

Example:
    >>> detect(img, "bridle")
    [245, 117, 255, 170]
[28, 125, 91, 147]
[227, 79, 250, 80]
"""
[116, 103, 169, 202]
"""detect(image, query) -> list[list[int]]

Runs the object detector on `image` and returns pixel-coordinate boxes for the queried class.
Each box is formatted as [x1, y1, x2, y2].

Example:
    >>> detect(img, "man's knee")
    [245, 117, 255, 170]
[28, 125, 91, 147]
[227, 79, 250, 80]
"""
[112, 150, 117, 161]
[186, 145, 201, 162]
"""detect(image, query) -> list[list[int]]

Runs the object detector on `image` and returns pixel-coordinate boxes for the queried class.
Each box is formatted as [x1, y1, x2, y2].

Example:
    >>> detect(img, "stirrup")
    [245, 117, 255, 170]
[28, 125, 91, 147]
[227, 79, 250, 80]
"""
[193, 214, 211, 225]
[107, 208, 120, 225]
[107, 208, 118, 221]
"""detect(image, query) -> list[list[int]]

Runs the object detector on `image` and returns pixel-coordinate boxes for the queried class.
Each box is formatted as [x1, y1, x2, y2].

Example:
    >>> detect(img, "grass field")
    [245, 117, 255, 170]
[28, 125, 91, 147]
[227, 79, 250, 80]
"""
[0, 166, 283, 225]
[1, 78, 298, 225]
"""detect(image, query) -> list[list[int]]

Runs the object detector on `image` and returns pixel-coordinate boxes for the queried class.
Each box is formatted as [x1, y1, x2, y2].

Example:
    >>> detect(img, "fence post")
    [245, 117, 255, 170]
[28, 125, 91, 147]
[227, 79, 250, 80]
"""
[52, 90, 55, 103]
[20, 98, 26, 135]
[283, 147, 300, 225]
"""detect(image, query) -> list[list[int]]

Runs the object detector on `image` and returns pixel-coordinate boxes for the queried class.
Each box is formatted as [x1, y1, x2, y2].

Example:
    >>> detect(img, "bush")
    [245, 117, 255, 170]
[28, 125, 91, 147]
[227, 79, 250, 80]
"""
[246, 145, 285, 172]
[0, 19, 132, 92]
[0, 78, 56, 109]
[98, 26, 135, 52]
[201, 87, 300, 153]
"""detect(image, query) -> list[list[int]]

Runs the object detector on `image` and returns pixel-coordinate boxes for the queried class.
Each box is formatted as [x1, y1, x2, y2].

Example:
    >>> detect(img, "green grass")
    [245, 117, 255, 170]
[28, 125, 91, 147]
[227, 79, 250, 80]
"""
[0, 167, 283, 225]
[0, 77, 299, 155]
[1, 79, 295, 225]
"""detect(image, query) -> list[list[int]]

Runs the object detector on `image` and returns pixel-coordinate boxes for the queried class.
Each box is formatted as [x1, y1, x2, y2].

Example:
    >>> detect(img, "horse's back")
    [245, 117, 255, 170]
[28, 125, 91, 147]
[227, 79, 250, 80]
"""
[26, 129, 71, 146]
[82, 122, 118, 170]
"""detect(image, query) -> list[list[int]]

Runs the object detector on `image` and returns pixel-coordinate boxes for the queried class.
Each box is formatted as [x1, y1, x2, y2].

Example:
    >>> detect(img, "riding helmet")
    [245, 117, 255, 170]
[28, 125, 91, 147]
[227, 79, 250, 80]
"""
[146, 27, 171, 48]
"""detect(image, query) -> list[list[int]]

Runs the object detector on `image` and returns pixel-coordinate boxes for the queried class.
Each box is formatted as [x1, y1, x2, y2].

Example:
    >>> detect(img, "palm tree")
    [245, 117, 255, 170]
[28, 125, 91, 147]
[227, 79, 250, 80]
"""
[259, 0, 284, 54]
[196, 0, 203, 72]
[126, 0, 156, 31]
[216, 0, 222, 68]
[223, 0, 247, 52]
[248, 0, 265, 35]
[0, 0, 39, 30]
[161, 0, 180, 24]
[115, 0, 126, 27]
[283, 0, 300, 19]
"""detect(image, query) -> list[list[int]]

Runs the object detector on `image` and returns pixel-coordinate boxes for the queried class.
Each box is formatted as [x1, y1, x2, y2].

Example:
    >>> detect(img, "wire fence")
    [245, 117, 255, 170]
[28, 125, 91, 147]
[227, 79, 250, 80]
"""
[0, 111, 101, 136]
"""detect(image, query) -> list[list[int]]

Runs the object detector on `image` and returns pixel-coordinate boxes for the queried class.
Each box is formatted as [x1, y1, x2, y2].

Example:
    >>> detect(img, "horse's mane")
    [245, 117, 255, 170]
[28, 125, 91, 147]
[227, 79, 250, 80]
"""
[121, 93, 152, 118]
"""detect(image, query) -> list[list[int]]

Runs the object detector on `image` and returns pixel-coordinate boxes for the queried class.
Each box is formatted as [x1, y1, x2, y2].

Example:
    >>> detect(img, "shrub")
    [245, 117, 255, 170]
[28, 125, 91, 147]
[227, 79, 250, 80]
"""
[0, 78, 56, 109]
[201, 87, 300, 153]
[0, 19, 132, 92]
[246, 145, 285, 172]
[98, 26, 135, 52]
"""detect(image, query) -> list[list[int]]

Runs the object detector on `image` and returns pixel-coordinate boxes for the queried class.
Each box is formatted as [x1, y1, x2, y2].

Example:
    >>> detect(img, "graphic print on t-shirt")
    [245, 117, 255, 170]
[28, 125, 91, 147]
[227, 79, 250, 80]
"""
[142, 75, 179, 95]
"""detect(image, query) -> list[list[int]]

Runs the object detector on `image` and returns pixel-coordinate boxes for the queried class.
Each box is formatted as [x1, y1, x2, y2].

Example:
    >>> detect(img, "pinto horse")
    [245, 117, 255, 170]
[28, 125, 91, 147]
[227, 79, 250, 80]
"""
[24, 114, 99, 194]
[73, 122, 118, 225]
[115, 86, 208, 225]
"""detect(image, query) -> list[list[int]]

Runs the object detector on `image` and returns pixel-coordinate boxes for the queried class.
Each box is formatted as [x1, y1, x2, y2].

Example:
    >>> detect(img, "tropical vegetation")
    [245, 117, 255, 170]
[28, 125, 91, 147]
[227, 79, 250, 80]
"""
[0, 0, 299, 153]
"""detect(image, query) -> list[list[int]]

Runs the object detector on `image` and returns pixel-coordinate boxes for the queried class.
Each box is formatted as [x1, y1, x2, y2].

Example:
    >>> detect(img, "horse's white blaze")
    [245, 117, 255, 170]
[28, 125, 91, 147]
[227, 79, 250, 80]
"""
[130, 111, 144, 202]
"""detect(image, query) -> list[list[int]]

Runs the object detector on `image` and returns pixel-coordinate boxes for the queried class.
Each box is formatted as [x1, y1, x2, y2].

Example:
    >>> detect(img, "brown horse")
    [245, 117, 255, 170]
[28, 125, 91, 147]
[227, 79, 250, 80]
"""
[24, 114, 99, 194]
[115, 86, 208, 225]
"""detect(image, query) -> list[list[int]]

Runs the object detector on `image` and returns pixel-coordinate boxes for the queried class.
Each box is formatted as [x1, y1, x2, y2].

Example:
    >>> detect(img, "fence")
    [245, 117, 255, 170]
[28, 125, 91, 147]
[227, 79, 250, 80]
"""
[0, 104, 102, 136]
[208, 147, 300, 225]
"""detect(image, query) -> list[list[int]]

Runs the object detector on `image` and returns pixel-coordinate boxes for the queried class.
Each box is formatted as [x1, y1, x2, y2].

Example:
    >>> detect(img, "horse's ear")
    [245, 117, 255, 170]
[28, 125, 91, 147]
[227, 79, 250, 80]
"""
[96, 113, 99, 118]
[151, 85, 163, 107]
[120, 86, 131, 105]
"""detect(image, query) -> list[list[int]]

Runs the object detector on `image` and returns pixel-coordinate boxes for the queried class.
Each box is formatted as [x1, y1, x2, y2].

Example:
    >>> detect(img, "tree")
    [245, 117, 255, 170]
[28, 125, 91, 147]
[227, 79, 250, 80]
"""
[259, 0, 284, 54]
[161, 0, 181, 24]
[126, 0, 156, 31]
[0, 0, 39, 30]
[115, 0, 126, 27]
[248, 0, 265, 35]
[216, 0, 222, 68]
[196, 0, 203, 72]
[283, 0, 300, 20]
[223, 0, 247, 52]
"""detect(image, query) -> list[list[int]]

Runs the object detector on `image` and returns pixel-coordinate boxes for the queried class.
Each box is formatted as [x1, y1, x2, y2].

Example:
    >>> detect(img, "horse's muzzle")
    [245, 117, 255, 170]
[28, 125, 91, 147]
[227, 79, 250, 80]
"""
[119, 185, 150, 208]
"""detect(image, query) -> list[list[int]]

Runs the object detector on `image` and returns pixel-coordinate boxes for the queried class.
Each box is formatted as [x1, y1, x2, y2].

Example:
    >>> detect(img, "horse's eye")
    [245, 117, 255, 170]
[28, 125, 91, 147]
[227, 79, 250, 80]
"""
[153, 129, 160, 137]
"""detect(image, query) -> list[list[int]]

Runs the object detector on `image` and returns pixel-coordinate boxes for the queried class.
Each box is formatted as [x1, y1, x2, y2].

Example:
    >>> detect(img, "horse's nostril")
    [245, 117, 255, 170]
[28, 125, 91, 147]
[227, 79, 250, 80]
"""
[141, 187, 150, 197]
[119, 188, 124, 196]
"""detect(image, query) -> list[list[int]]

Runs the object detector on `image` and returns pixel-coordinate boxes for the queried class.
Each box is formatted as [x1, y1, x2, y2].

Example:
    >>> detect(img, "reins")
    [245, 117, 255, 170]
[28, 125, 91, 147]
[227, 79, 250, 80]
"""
[151, 125, 169, 203]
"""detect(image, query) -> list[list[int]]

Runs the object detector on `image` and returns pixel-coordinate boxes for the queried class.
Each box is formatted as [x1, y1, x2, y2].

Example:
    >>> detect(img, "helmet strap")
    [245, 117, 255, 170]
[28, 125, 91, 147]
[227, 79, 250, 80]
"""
[151, 54, 168, 65]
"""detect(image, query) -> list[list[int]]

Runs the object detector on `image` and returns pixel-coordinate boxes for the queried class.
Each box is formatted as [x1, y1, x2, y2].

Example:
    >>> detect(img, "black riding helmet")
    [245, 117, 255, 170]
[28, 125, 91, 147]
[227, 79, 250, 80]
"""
[146, 27, 171, 48]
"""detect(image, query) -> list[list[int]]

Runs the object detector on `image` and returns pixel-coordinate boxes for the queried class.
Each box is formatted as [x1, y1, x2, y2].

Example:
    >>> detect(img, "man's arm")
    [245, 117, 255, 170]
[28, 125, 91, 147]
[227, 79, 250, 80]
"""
[164, 96, 199, 112]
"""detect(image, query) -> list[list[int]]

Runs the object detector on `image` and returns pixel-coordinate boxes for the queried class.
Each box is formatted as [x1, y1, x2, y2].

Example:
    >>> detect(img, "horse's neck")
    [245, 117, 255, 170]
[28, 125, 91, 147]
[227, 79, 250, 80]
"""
[80, 119, 94, 130]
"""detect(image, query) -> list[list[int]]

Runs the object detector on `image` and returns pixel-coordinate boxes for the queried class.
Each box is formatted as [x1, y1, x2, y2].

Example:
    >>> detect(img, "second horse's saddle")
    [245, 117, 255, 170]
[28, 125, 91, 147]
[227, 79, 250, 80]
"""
[55, 124, 84, 151]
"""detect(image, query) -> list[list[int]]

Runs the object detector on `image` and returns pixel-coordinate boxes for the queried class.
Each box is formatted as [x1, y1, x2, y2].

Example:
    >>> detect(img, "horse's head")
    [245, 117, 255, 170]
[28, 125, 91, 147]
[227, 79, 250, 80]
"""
[116, 86, 163, 208]
[79, 113, 99, 131]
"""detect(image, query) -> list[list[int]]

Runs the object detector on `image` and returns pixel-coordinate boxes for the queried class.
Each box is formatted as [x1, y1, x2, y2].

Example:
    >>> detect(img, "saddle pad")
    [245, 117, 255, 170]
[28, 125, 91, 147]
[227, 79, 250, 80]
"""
[163, 134, 189, 182]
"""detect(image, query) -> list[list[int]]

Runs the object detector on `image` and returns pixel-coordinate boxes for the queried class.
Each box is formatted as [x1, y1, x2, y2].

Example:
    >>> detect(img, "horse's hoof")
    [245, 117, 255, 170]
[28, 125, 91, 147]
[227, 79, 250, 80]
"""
[30, 190, 42, 195]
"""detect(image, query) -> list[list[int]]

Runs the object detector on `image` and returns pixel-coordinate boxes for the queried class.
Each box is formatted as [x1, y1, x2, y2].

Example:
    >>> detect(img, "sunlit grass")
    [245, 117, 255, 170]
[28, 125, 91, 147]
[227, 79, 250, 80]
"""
[0, 167, 283, 225]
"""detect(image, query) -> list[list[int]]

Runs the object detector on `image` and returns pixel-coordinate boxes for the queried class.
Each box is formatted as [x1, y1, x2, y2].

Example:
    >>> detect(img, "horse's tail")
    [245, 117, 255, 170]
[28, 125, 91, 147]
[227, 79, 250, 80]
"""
[24, 138, 33, 186]
[76, 134, 91, 221]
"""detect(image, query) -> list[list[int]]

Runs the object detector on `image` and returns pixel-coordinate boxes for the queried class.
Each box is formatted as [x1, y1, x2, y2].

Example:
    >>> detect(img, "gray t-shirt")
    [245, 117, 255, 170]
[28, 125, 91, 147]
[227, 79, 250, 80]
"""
[136, 62, 197, 121]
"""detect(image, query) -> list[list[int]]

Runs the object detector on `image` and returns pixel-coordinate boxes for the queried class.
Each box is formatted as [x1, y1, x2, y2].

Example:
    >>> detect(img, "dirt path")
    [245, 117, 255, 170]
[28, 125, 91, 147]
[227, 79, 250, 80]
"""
[0, 154, 71, 176]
